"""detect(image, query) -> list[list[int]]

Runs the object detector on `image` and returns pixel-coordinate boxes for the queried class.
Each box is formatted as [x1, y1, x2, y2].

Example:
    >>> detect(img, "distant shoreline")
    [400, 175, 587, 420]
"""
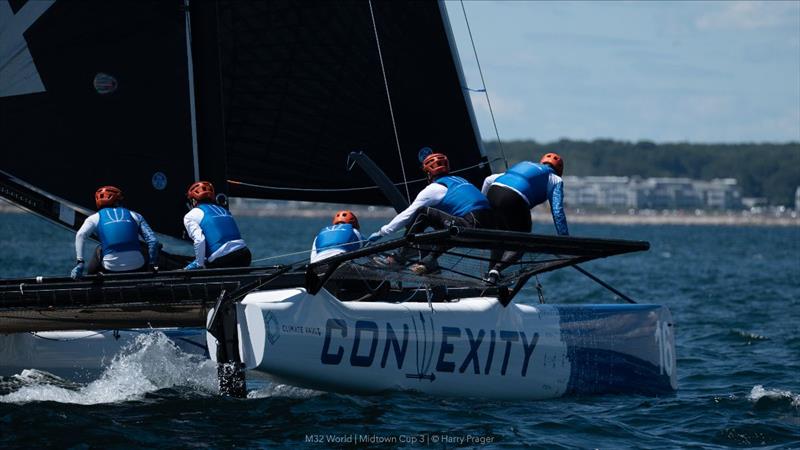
[1, 200, 796, 227]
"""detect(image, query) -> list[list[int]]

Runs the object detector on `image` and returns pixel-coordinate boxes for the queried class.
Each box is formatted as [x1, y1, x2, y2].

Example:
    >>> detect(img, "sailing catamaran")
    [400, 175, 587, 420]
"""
[0, 0, 676, 399]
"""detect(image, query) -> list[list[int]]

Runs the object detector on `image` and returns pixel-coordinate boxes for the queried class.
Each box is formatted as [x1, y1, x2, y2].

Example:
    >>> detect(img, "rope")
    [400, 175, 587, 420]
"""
[226, 161, 488, 194]
[250, 249, 311, 263]
[250, 236, 373, 264]
[459, 0, 508, 170]
[368, 0, 411, 203]
[535, 275, 545, 304]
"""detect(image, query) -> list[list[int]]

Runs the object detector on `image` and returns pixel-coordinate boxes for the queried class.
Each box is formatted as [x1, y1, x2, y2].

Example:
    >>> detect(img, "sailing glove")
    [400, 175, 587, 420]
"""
[367, 232, 383, 243]
[183, 261, 203, 270]
[70, 260, 84, 280]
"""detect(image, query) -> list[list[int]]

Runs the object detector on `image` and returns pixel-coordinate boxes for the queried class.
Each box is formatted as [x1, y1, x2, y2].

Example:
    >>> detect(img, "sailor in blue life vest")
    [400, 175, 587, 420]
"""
[368, 149, 495, 274]
[481, 152, 569, 283]
[183, 181, 251, 269]
[71, 186, 160, 279]
[310, 210, 364, 263]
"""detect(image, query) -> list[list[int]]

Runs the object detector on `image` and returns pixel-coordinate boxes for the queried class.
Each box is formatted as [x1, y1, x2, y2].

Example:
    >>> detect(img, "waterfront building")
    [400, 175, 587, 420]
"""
[563, 176, 742, 210]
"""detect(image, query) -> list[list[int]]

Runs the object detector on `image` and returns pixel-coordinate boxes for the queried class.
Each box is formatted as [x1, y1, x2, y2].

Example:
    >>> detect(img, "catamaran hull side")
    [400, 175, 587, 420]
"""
[0, 328, 208, 380]
[214, 289, 676, 400]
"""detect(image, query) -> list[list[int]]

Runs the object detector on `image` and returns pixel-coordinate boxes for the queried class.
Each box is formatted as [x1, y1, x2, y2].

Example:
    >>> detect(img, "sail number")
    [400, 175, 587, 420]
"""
[654, 320, 674, 377]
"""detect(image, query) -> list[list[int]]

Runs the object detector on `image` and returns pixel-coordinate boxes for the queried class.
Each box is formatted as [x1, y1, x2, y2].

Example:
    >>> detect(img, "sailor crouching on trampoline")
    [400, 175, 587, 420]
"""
[71, 186, 160, 279]
[310, 210, 364, 263]
[481, 152, 569, 283]
[183, 181, 251, 270]
[367, 149, 494, 274]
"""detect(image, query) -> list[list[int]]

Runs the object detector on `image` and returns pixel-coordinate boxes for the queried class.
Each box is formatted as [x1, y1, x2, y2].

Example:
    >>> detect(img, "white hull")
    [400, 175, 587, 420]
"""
[0, 328, 207, 380]
[217, 288, 677, 400]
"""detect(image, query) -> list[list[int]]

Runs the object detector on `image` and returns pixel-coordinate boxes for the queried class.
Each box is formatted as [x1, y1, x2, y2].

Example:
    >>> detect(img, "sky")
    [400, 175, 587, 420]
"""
[444, 1, 800, 143]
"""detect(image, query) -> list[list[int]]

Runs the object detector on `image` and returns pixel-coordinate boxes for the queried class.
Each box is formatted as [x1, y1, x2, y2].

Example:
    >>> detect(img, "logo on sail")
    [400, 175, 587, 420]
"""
[93, 73, 118, 95]
[151, 172, 167, 190]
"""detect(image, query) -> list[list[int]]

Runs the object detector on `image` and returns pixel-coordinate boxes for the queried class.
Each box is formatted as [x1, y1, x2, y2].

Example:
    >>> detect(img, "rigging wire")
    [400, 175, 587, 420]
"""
[226, 160, 488, 193]
[459, 0, 508, 170]
[250, 236, 373, 264]
[368, 0, 411, 203]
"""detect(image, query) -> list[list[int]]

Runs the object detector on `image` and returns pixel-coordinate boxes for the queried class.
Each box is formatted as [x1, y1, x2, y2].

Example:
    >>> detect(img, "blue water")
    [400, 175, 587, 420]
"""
[1, 212, 798, 448]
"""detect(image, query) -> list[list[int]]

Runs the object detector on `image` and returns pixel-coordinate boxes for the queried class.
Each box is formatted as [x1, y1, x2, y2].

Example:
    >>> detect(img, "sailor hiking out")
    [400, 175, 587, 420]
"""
[183, 181, 251, 269]
[71, 186, 160, 279]
[310, 210, 364, 263]
[482, 152, 569, 283]
[368, 149, 494, 274]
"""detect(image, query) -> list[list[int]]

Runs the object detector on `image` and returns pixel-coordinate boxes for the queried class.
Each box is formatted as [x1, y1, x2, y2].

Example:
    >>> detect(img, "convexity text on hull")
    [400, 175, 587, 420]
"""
[208, 289, 676, 400]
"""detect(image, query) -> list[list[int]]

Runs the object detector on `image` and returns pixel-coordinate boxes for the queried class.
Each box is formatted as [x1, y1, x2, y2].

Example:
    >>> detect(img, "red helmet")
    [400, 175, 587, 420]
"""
[540, 152, 564, 176]
[422, 153, 449, 177]
[187, 181, 215, 202]
[95, 186, 123, 209]
[333, 210, 359, 229]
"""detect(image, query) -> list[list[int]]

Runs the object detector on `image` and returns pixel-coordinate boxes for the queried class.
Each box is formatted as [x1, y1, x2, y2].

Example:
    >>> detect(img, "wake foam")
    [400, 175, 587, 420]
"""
[730, 330, 769, 343]
[748, 385, 800, 408]
[0, 332, 217, 404]
[247, 382, 321, 400]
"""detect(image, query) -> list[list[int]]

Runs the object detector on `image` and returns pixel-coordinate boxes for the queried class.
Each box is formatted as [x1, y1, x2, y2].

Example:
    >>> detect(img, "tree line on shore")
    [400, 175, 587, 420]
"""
[484, 139, 800, 206]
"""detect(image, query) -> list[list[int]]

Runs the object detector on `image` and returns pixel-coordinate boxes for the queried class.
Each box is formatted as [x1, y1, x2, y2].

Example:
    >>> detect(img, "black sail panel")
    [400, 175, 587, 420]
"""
[0, 0, 195, 238]
[217, 0, 490, 204]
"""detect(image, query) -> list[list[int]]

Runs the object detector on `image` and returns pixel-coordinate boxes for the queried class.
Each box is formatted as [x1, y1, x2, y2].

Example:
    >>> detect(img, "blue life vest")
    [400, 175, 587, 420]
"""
[314, 224, 361, 253]
[97, 207, 140, 256]
[198, 203, 243, 255]
[435, 175, 490, 217]
[494, 161, 553, 206]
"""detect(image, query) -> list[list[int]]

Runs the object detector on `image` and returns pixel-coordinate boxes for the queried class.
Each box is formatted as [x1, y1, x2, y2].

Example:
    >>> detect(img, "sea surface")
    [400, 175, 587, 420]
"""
[1, 212, 798, 449]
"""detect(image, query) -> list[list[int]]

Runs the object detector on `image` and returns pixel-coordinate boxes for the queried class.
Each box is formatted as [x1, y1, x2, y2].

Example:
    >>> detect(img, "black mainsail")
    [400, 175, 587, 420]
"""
[211, 1, 490, 204]
[1, 0, 491, 240]
[0, 0, 197, 238]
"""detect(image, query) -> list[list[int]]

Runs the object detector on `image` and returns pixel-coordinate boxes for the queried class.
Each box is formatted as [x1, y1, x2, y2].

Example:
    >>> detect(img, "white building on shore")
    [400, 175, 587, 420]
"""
[795, 187, 800, 211]
[563, 176, 742, 210]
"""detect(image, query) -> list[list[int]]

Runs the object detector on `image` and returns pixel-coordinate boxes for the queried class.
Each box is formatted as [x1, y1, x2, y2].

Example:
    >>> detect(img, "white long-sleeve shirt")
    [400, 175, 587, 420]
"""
[376, 183, 447, 237]
[481, 173, 503, 196]
[75, 212, 146, 271]
[183, 207, 247, 265]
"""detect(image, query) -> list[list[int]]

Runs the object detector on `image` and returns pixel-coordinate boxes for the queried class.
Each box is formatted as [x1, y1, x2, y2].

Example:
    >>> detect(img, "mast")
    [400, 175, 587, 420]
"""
[184, 0, 201, 182]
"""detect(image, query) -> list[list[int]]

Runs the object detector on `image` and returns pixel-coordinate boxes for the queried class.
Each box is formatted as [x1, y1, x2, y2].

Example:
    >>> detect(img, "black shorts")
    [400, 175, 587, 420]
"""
[487, 185, 531, 232]
[207, 247, 252, 269]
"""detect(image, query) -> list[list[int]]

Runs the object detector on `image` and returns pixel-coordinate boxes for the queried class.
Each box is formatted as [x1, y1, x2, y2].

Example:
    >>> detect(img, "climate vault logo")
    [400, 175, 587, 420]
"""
[0, 0, 55, 98]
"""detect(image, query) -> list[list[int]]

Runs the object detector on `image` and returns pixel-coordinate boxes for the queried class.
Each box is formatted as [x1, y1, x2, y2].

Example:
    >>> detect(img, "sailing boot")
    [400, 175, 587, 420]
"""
[410, 256, 440, 275]
[371, 253, 407, 269]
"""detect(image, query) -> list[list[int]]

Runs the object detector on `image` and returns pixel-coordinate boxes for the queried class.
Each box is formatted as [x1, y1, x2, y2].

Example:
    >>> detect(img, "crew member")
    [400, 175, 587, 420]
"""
[367, 150, 494, 274]
[482, 152, 569, 282]
[310, 210, 364, 263]
[183, 181, 251, 269]
[71, 186, 159, 279]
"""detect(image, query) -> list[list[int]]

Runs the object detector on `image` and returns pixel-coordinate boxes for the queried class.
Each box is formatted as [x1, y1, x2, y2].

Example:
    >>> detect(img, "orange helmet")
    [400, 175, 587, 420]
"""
[540, 152, 564, 176]
[333, 210, 359, 229]
[187, 181, 215, 202]
[422, 153, 449, 177]
[95, 186, 123, 209]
